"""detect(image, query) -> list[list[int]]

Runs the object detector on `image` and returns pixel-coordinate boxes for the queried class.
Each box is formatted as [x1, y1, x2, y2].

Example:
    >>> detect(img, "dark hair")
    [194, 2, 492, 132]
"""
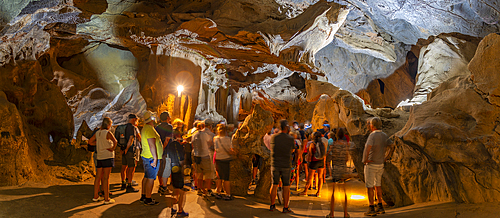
[313, 131, 323, 144]
[160, 112, 170, 121]
[279, 119, 288, 131]
[336, 128, 346, 141]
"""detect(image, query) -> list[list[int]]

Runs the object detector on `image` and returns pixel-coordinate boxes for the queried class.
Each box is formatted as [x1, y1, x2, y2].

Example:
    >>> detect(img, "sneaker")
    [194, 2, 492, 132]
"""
[223, 195, 234, 201]
[140, 196, 146, 203]
[282, 207, 293, 213]
[299, 191, 308, 196]
[144, 199, 160, 206]
[269, 204, 276, 212]
[251, 180, 255, 185]
[92, 196, 104, 202]
[171, 208, 177, 214]
[126, 185, 139, 193]
[197, 189, 204, 196]
[158, 186, 167, 195]
[375, 204, 385, 214]
[120, 183, 127, 190]
[214, 193, 222, 199]
[207, 189, 214, 196]
[177, 211, 189, 217]
[131, 180, 139, 186]
[364, 206, 377, 216]
[103, 199, 115, 204]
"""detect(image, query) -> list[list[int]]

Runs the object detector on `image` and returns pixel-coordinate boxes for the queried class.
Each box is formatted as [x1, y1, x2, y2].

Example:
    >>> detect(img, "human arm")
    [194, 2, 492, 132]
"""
[148, 138, 158, 167]
[124, 134, 134, 154]
[106, 131, 118, 151]
[363, 145, 373, 164]
[88, 134, 96, 146]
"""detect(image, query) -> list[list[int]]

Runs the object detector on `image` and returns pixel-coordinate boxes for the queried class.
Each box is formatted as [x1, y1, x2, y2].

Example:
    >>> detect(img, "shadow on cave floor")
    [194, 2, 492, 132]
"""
[1, 171, 499, 218]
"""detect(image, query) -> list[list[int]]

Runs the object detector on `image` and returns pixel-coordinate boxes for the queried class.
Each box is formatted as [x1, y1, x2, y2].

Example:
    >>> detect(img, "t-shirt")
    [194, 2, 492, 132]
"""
[124, 123, 139, 153]
[155, 122, 173, 157]
[96, 129, 114, 160]
[165, 140, 185, 164]
[141, 124, 163, 159]
[214, 136, 232, 160]
[363, 130, 393, 164]
[263, 133, 272, 150]
[270, 133, 295, 168]
[192, 130, 212, 157]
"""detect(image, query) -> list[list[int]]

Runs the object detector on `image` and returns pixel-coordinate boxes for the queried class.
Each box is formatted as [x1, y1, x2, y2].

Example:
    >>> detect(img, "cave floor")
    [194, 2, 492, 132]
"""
[1, 170, 499, 218]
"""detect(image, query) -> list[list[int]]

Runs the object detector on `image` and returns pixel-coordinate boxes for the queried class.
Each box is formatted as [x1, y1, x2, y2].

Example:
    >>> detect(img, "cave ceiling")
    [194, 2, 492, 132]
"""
[1, 0, 499, 128]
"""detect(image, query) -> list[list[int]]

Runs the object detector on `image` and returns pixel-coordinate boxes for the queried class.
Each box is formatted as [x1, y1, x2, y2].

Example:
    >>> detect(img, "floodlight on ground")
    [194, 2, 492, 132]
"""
[349, 195, 366, 200]
[177, 85, 184, 97]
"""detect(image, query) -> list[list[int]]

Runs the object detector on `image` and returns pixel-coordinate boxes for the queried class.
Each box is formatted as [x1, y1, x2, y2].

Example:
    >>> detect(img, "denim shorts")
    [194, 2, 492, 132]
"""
[142, 157, 159, 179]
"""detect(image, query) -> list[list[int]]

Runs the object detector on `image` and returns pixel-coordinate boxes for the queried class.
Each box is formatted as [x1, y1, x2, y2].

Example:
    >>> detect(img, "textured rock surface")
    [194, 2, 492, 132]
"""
[410, 35, 480, 103]
[231, 104, 274, 198]
[356, 53, 416, 108]
[469, 33, 500, 107]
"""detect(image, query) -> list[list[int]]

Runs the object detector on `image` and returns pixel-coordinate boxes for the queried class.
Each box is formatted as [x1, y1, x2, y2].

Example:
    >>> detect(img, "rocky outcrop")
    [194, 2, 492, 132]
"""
[231, 104, 274, 198]
[356, 53, 416, 109]
[384, 34, 500, 206]
[469, 33, 500, 107]
[409, 35, 480, 104]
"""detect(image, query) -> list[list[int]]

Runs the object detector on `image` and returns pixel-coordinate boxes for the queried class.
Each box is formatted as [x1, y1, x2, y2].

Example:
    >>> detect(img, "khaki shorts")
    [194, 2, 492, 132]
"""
[195, 156, 215, 180]
[364, 164, 384, 188]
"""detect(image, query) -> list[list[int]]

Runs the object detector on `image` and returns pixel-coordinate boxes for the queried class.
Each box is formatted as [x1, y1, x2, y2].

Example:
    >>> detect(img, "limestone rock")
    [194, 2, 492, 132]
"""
[469, 33, 500, 107]
[231, 104, 274, 198]
[0, 91, 33, 186]
[356, 54, 416, 109]
[386, 75, 500, 206]
[410, 35, 480, 103]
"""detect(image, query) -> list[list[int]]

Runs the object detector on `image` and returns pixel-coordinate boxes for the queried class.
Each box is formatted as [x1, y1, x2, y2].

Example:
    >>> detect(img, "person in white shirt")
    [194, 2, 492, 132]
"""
[88, 117, 117, 204]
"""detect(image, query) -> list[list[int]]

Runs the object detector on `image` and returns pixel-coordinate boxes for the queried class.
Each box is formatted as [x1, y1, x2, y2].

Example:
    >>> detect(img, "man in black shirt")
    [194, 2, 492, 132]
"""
[121, 114, 141, 192]
[156, 112, 173, 195]
[269, 120, 295, 213]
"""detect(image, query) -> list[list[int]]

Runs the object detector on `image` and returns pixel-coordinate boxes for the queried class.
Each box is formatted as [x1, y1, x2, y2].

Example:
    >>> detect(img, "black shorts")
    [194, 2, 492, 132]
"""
[216, 159, 231, 181]
[171, 171, 184, 189]
[252, 154, 262, 168]
[185, 152, 192, 166]
[308, 160, 324, 170]
[271, 167, 291, 186]
[121, 150, 137, 167]
[97, 158, 114, 168]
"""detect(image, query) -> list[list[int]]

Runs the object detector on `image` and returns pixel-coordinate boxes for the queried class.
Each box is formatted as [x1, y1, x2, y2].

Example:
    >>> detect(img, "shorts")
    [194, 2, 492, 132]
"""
[93, 152, 98, 168]
[252, 154, 262, 168]
[158, 157, 172, 178]
[308, 160, 324, 170]
[185, 152, 192, 166]
[194, 156, 215, 180]
[96, 158, 114, 168]
[121, 149, 137, 167]
[142, 157, 159, 179]
[216, 159, 231, 181]
[171, 171, 184, 189]
[364, 164, 384, 188]
[271, 167, 291, 186]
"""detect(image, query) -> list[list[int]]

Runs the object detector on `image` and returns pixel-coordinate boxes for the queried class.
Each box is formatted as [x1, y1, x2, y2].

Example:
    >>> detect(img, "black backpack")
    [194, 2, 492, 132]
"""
[114, 124, 128, 150]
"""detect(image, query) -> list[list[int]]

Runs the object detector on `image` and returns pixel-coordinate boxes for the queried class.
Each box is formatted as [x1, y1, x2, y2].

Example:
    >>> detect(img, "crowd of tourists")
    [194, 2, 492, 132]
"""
[87, 111, 394, 217]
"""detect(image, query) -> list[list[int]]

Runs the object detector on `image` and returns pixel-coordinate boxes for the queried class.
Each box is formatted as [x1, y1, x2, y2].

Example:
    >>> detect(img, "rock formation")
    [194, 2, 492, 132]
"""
[231, 104, 274, 198]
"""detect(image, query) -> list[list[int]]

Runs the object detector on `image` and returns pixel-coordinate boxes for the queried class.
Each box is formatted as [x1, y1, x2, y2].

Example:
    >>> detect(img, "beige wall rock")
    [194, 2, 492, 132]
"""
[470, 33, 500, 107]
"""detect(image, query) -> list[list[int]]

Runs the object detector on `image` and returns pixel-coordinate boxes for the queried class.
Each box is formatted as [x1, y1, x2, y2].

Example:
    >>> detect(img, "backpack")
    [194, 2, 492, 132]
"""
[314, 141, 326, 160]
[114, 124, 128, 150]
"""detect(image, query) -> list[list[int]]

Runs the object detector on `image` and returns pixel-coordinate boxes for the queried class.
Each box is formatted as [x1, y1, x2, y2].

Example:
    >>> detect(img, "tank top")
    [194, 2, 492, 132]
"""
[96, 129, 115, 160]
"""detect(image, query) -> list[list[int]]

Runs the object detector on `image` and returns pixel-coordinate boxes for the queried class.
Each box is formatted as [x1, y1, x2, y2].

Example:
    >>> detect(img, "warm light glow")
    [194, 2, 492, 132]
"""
[350, 195, 366, 200]
[177, 85, 184, 97]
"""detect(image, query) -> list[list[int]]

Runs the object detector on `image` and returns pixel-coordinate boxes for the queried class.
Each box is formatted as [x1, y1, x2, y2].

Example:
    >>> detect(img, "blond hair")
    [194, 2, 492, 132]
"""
[101, 117, 112, 129]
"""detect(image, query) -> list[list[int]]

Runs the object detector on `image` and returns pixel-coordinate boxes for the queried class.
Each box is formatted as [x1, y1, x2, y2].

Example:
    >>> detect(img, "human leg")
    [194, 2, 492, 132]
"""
[328, 182, 335, 217]
[94, 168, 103, 199]
[103, 167, 112, 201]
[317, 167, 325, 196]
[269, 184, 278, 208]
[301, 168, 315, 195]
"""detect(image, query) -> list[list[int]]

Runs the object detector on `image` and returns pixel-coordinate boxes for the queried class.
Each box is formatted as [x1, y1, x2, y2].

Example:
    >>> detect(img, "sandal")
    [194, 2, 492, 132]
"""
[325, 214, 334, 218]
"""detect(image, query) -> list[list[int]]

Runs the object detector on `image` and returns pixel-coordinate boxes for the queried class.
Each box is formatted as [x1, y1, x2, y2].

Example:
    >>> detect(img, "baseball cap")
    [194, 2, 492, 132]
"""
[128, 113, 137, 119]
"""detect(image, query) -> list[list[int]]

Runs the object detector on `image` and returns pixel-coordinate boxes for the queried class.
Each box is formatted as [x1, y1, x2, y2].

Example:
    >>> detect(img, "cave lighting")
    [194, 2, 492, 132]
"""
[350, 195, 366, 200]
[177, 85, 184, 97]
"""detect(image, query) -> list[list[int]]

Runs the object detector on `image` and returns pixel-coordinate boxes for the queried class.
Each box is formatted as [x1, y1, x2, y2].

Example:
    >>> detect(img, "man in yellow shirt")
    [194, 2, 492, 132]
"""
[140, 111, 163, 205]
